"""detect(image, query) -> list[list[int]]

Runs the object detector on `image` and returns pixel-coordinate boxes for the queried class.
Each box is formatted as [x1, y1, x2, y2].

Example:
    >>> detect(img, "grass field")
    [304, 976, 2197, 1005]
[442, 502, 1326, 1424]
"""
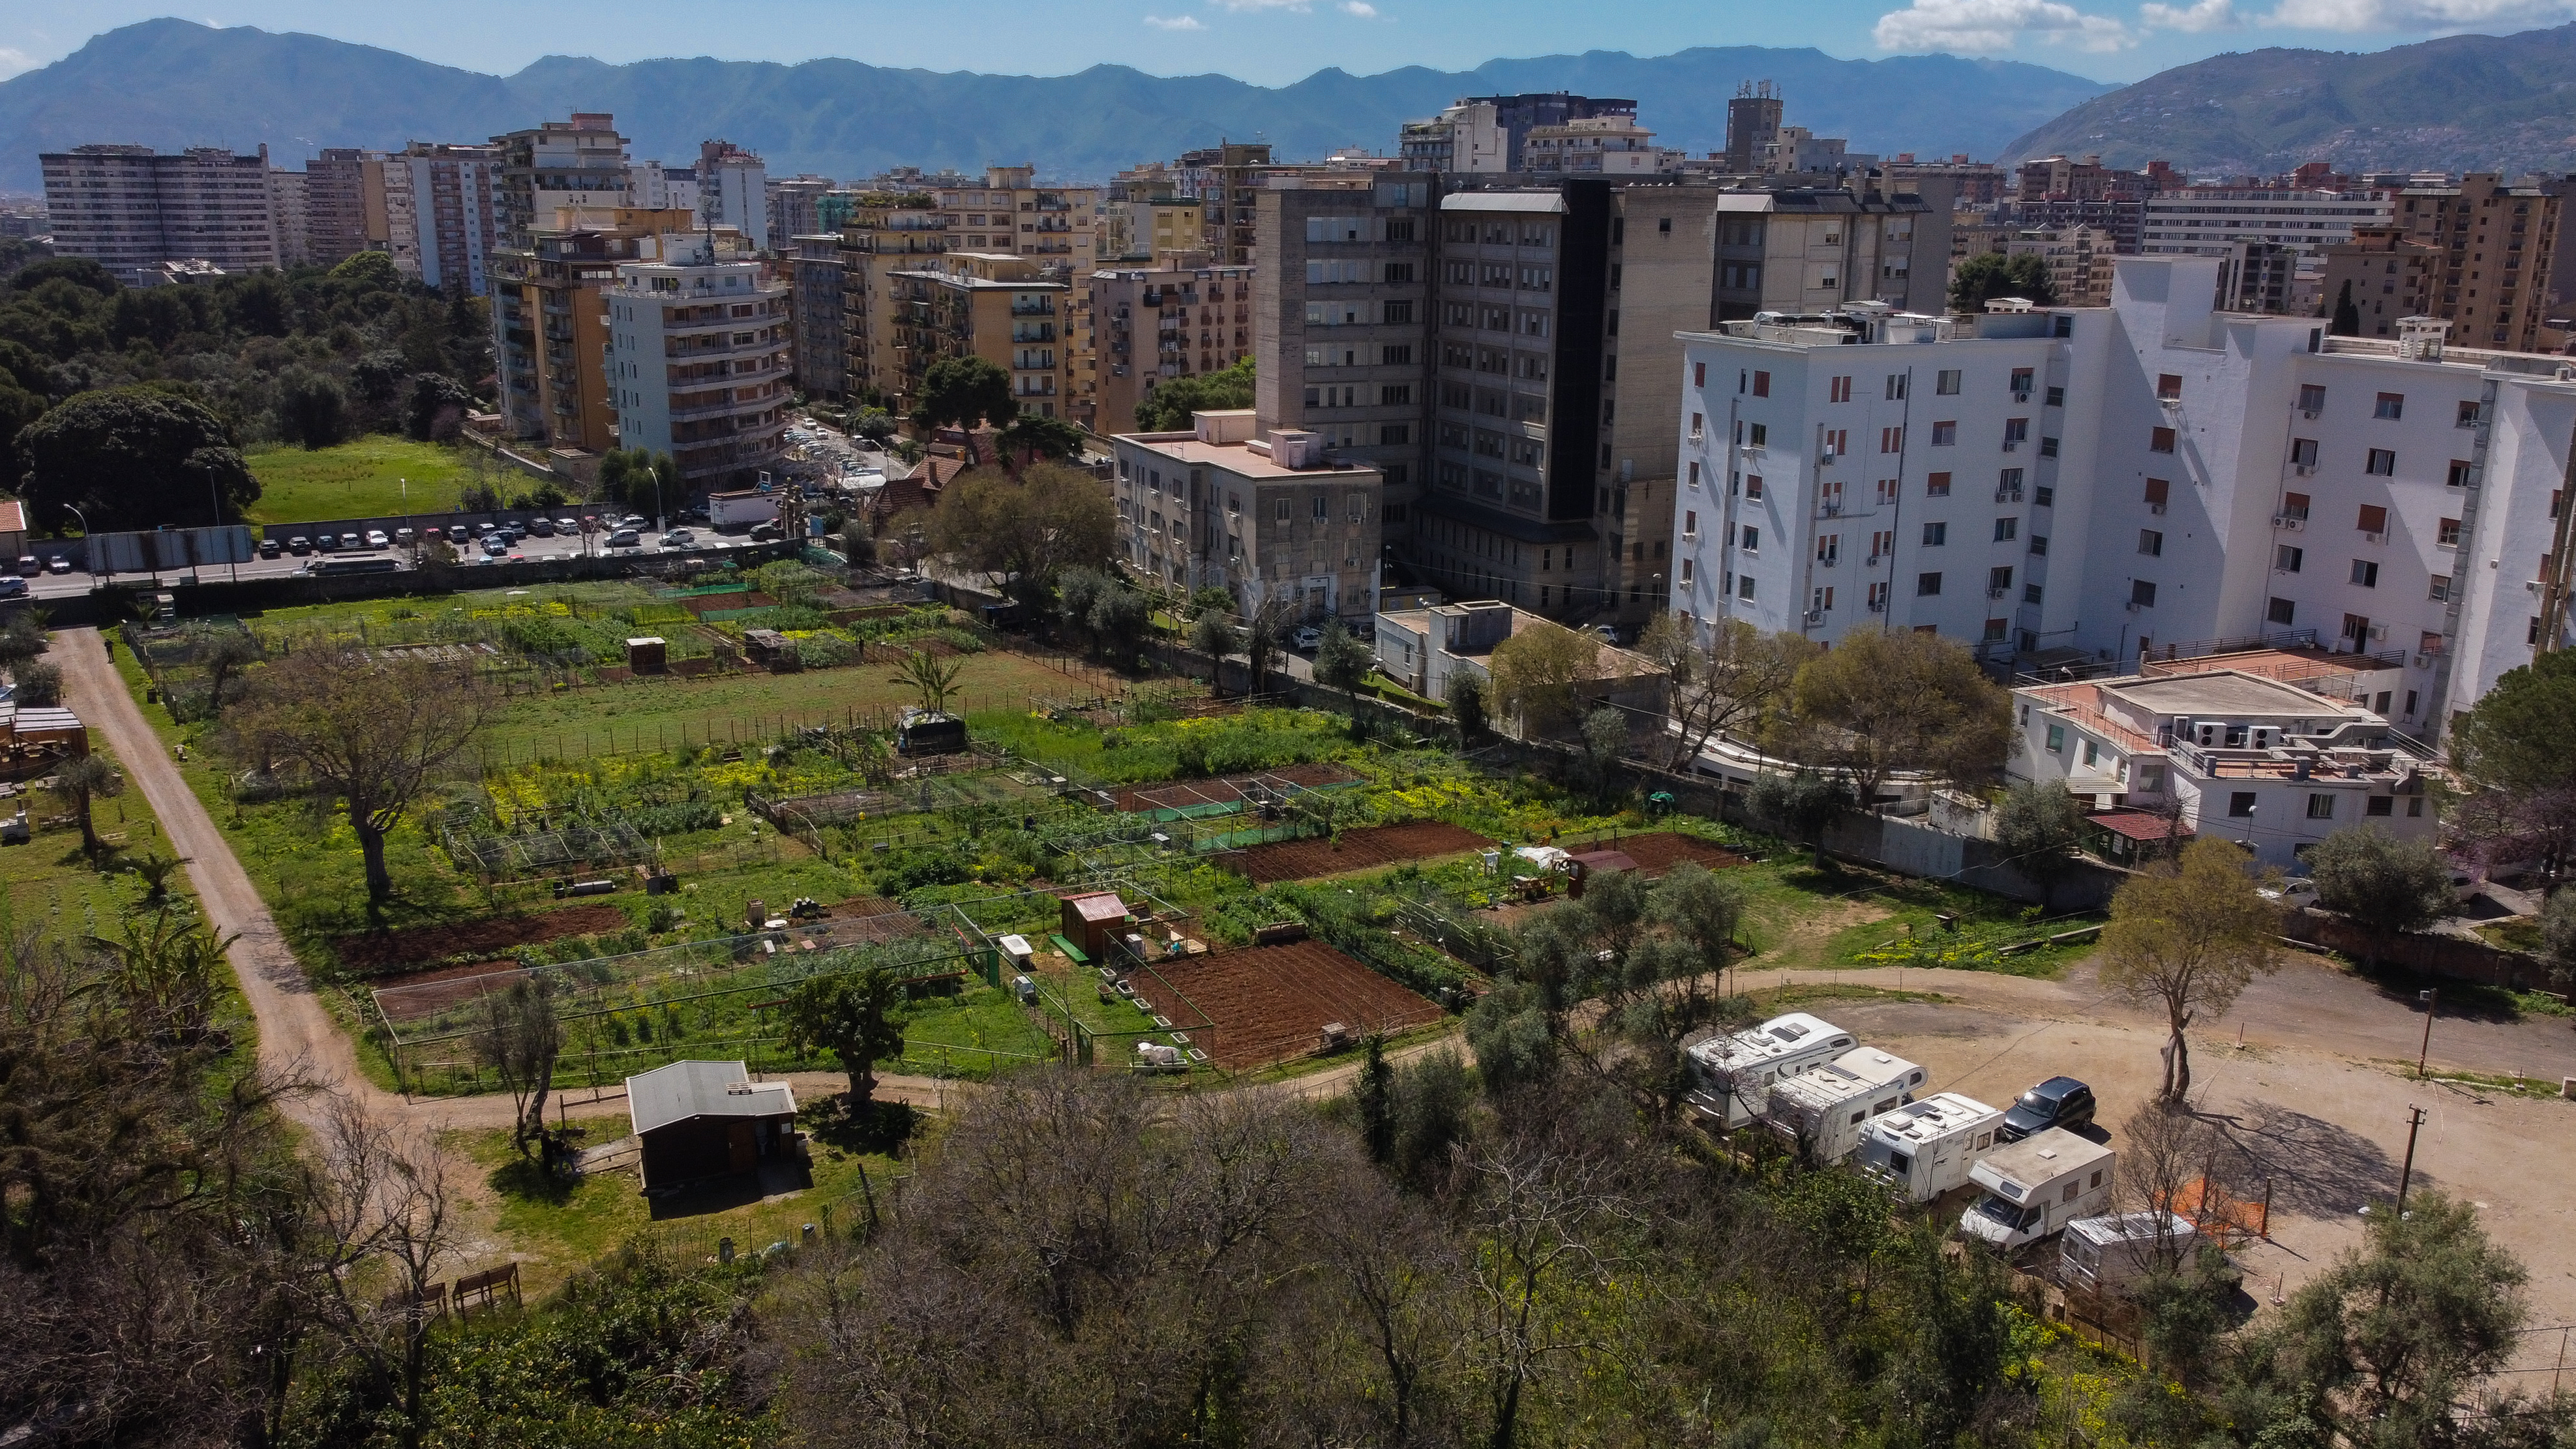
[1, 736, 189, 950]
[243, 437, 474, 526]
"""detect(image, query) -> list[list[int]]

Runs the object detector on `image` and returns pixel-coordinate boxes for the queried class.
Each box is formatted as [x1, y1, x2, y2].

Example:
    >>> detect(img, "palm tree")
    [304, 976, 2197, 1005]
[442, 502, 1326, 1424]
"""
[895, 651, 966, 715]
[47, 753, 125, 857]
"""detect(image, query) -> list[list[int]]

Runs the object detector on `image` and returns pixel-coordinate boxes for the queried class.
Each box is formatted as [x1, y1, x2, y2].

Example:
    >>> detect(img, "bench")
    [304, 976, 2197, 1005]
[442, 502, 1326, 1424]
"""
[1049, 932, 1090, 966]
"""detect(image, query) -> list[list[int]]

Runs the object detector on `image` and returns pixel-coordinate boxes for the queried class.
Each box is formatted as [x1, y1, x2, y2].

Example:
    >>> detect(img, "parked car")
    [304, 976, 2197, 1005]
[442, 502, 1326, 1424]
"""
[556, 518, 578, 536]
[528, 516, 556, 537]
[394, 527, 414, 545]
[45, 556, 71, 575]
[422, 526, 443, 543]
[482, 535, 511, 557]
[2257, 879, 2319, 909]
[1998, 1077, 2097, 1143]
[1291, 625, 1323, 651]
[747, 522, 781, 543]
[364, 530, 390, 549]
[14, 555, 37, 576]
[606, 528, 642, 549]
[0, 576, 26, 599]
[286, 536, 312, 555]
[620, 515, 646, 530]
[257, 537, 281, 559]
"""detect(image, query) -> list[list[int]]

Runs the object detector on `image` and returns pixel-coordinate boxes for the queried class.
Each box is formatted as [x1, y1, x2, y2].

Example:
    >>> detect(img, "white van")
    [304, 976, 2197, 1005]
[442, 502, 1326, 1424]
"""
[2061, 1212, 2200, 1294]
[1853, 1092, 2006, 1203]
[1685, 1013, 1857, 1130]
[1765, 1047, 1929, 1165]
[1959, 1129, 2116, 1251]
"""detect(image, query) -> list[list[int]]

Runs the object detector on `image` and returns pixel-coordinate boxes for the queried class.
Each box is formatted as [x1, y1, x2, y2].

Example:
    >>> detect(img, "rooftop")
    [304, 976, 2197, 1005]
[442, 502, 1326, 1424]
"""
[626, 1060, 797, 1138]
[0, 499, 23, 533]
[2099, 669, 2368, 719]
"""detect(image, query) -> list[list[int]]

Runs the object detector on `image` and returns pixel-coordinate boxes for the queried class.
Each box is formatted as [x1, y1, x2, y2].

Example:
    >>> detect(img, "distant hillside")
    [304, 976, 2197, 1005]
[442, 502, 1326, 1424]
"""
[2005, 25, 2576, 175]
[0, 20, 2112, 188]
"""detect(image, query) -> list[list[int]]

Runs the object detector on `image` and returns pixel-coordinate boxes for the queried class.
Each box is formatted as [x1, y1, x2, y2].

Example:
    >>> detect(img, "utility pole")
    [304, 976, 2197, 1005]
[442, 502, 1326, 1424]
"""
[2418, 987, 2439, 1076]
[2396, 1105, 2426, 1214]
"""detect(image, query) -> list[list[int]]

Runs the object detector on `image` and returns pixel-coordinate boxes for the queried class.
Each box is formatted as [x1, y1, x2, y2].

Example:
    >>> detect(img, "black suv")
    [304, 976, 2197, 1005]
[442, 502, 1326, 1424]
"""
[1999, 1076, 2097, 1142]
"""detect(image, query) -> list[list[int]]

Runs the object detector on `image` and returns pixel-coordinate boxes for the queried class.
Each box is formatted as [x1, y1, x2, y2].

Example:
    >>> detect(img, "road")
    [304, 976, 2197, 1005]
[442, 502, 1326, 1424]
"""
[20, 528, 787, 603]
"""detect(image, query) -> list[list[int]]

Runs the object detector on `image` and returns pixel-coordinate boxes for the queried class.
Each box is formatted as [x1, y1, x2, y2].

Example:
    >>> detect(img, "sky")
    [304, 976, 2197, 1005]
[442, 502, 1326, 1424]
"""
[0, 0, 2563, 88]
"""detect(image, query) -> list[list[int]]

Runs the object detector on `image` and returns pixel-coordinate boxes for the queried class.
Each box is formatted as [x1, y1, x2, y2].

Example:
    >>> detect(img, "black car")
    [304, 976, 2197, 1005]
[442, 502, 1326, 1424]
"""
[1998, 1076, 2097, 1142]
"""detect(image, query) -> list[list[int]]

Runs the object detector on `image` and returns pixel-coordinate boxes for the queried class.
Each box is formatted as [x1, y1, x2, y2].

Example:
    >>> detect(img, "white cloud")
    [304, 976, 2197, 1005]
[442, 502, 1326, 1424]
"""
[2141, 0, 2239, 27]
[1210, 0, 1314, 8]
[1143, 12, 1208, 27]
[1874, 0, 2137, 50]
[0, 48, 36, 80]
[2262, 0, 2576, 27]
[1341, 0, 1381, 14]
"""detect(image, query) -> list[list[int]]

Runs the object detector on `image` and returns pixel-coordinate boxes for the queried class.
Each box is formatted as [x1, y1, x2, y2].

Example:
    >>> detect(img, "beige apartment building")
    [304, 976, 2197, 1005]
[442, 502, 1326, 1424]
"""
[1111, 410, 1383, 618]
[1083, 261, 1255, 432]
[40, 143, 280, 284]
[304, 147, 376, 267]
[2320, 225, 2441, 339]
[929, 166, 1098, 270]
[489, 206, 704, 450]
[2387, 174, 2561, 352]
[837, 191, 951, 406]
[882, 252, 1073, 419]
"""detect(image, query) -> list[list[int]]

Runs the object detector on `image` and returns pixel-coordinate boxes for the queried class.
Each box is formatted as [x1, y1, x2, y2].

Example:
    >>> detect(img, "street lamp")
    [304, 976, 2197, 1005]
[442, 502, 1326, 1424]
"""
[59, 503, 95, 584]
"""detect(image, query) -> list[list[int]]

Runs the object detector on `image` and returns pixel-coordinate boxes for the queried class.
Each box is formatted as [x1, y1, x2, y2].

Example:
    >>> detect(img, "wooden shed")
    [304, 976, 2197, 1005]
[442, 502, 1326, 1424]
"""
[624, 636, 668, 673]
[1061, 891, 1130, 961]
[1565, 849, 1638, 898]
[625, 1060, 799, 1192]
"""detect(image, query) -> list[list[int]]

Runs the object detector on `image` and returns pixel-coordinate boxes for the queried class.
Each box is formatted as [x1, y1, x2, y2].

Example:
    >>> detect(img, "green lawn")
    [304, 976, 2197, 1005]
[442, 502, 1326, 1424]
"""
[1, 734, 188, 949]
[243, 437, 475, 526]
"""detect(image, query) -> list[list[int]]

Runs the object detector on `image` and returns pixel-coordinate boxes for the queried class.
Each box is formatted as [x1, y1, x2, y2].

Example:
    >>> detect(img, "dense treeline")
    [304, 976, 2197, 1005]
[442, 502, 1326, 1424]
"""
[0, 251, 488, 528]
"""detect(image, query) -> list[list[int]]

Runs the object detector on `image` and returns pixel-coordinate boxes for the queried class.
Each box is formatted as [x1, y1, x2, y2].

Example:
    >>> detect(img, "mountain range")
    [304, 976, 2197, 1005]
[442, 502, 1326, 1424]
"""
[2005, 23, 2576, 178]
[0, 20, 2111, 188]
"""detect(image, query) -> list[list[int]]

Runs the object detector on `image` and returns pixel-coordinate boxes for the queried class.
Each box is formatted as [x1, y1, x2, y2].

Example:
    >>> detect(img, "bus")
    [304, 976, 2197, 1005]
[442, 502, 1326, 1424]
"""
[304, 557, 402, 576]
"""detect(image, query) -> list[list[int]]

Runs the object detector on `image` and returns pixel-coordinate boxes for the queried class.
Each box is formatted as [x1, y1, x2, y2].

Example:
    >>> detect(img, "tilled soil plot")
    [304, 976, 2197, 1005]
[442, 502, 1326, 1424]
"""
[1232, 820, 1492, 883]
[1125, 942, 1445, 1069]
[1111, 761, 1363, 813]
[1577, 831, 1749, 876]
[334, 902, 631, 974]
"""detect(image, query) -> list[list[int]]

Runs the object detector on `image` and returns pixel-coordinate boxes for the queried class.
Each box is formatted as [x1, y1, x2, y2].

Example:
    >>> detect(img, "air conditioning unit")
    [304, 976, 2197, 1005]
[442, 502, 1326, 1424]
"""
[2413, 651, 2438, 667]
[1996, 488, 2024, 503]
[1987, 587, 2009, 599]
[2301, 406, 2321, 419]
[2273, 515, 2305, 531]
[2148, 503, 2166, 515]
[2013, 389, 2033, 403]
[2001, 440, 2021, 452]
[2294, 464, 2315, 476]
[1868, 599, 1886, 613]
[2369, 623, 2389, 641]
[1821, 501, 1843, 516]
[2363, 530, 2388, 545]
[2125, 601, 2144, 612]
[1803, 608, 1826, 624]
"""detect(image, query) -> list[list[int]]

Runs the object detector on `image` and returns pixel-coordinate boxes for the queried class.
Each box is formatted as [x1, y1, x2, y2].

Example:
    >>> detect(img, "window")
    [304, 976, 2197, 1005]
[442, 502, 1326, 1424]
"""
[1918, 572, 1943, 596]
[1922, 522, 1947, 546]
[2429, 574, 2452, 602]
[1823, 428, 1849, 458]
[1752, 370, 1770, 397]
[2448, 460, 2472, 488]
[2144, 477, 2170, 507]
[2028, 535, 2048, 556]
[1274, 498, 1291, 522]
[2138, 530, 2163, 556]
[1681, 558, 1694, 584]
[2082, 739, 2099, 766]
[2157, 373, 2183, 400]
[2150, 426, 2177, 453]
[1926, 471, 1951, 498]
[2367, 796, 2395, 816]
[1694, 362, 1706, 387]
[1379, 423, 1410, 445]
[2046, 385, 2065, 407]
[1688, 460, 1701, 489]
[2366, 449, 2396, 477]
[1741, 526, 1760, 553]
[1830, 375, 1853, 403]
[2228, 792, 2258, 818]
[1684, 509, 1698, 537]
[2307, 793, 2337, 820]
[1816, 534, 1840, 564]
[2374, 392, 2404, 419]
[2131, 579, 2158, 608]
[1381, 384, 1412, 406]
[2344, 612, 2373, 645]
[2298, 383, 2326, 413]
[2024, 584, 2044, 604]
[1989, 565, 2014, 592]
[1936, 369, 1961, 395]
[2003, 418, 2028, 447]
[2277, 545, 2303, 573]
[2350, 559, 2379, 587]
[1738, 575, 1756, 599]
[1995, 517, 2019, 541]
[1931, 421, 1957, 446]
[1312, 494, 1329, 520]
[1743, 421, 1769, 446]
[2458, 399, 2481, 428]
[2268, 596, 2297, 625]
[2357, 504, 2388, 534]
[1745, 475, 1764, 499]
[1381, 344, 1413, 365]
[2046, 723, 2067, 753]
[2280, 491, 2311, 521]
[1880, 425, 1904, 453]
[1690, 411, 1705, 439]
[2291, 438, 2318, 467]
[2013, 367, 2037, 395]
[2438, 516, 2463, 546]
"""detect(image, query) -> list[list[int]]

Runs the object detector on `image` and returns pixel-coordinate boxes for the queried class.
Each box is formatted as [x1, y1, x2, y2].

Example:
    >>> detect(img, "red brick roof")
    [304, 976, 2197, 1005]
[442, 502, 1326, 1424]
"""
[2086, 809, 2193, 844]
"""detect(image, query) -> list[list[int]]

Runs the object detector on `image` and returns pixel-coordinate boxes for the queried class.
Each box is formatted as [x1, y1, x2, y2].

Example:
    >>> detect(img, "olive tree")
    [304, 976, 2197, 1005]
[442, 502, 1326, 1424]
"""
[2306, 824, 2453, 969]
[2098, 837, 2280, 1103]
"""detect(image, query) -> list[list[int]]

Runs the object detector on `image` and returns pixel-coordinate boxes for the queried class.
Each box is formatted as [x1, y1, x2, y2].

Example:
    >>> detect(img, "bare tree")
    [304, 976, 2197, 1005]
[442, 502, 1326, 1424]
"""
[194, 629, 262, 718]
[234, 648, 492, 912]
[299, 1099, 459, 1449]
[1636, 614, 1817, 770]
[1246, 592, 1296, 697]
[1466, 1146, 1629, 1449]
[2099, 837, 2282, 1103]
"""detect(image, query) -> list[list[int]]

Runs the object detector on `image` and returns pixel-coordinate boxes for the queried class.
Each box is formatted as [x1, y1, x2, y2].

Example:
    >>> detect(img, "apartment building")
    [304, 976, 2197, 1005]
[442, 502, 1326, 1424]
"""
[1887, 155, 2009, 207]
[768, 174, 835, 249]
[492, 115, 631, 251]
[269, 168, 310, 265]
[2005, 226, 2115, 308]
[628, 160, 698, 214]
[1110, 409, 1383, 616]
[1724, 82, 1784, 174]
[1102, 198, 1206, 263]
[1399, 102, 1510, 175]
[790, 234, 847, 400]
[2017, 156, 2155, 203]
[489, 207, 703, 449]
[1173, 143, 1274, 265]
[1524, 116, 1675, 176]
[881, 252, 1073, 419]
[927, 166, 1098, 271]
[2387, 174, 2561, 353]
[1669, 253, 2576, 744]
[605, 231, 793, 490]
[304, 148, 375, 267]
[378, 143, 501, 295]
[2319, 226, 2440, 338]
[698, 141, 770, 250]
[40, 143, 279, 284]
[2139, 186, 2391, 258]
[837, 192, 951, 406]
[1083, 262, 1254, 433]
[1761, 127, 1880, 179]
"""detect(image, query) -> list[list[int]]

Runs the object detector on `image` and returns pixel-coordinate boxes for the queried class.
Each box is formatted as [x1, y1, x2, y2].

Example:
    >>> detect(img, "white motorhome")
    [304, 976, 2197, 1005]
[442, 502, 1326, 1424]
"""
[1765, 1047, 1929, 1165]
[2061, 1212, 2200, 1294]
[1684, 1013, 1857, 1130]
[1853, 1092, 2006, 1203]
[1959, 1129, 2116, 1251]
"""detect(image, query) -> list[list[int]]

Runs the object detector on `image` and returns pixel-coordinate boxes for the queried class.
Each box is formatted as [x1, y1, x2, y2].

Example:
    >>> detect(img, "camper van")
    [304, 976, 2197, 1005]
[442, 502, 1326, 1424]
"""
[1765, 1047, 1929, 1165]
[1684, 1013, 1858, 1130]
[2060, 1212, 2200, 1294]
[1853, 1092, 2007, 1203]
[1959, 1129, 2116, 1252]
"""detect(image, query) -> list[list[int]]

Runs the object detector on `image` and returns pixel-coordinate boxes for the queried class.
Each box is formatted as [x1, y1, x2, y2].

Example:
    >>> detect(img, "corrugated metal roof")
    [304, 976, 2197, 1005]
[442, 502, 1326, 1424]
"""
[0, 500, 25, 534]
[1066, 891, 1128, 923]
[626, 1060, 797, 1137]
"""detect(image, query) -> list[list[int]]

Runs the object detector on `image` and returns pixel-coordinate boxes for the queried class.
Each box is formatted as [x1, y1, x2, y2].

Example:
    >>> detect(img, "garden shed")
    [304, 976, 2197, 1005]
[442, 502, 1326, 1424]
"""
[625, 1060, 799, 1191]
[1565, 849, 1638, 897]
[1061, 890, 1130, 960]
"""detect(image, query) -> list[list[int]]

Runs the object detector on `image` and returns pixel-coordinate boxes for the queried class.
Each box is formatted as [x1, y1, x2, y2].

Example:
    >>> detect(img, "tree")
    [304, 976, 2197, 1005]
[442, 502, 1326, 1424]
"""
[1949, 251, 2058, 313]
[2329, 278, 2363, 336]
[2541, 887, 2576, 987]
[1783, 628, 2011, 807]
[1188, 608, 1238, 671]
[44, 753, 123, 856]
[1134, 355, 1254, 432]
[2099, 837, 2281, 1103]
[234, 648, 492, 910]
[895, 651, 965, 715]
[11, 659, 61, 707]
[994, 413, 1087, 469]
[2452, 650, 2576, 875]
[850, 406, 897, 445]
[1246, 592, 1296, 696]
[1353, 1034, 1396, 1165]
[2307, 824, 2453, 968]
[778, 965, 908, 1109]
[1314, 624, 1373, 691]
[1447, 670, 1488, 739]
[1484, 618, 1601, 737]
[194, 629, 262, 717]
[271, 366, 349, 449]
[16, 385, 261, 531]
[1580, 705, 1628, 799]
[1750, 769, 1850, 867]
[404, 372, 469, 442]
[1637, 614, 1817, 770]
[1994, 779, 2084, 907]
[473, 978, 562, 1159]
[1186, 585, 1236, 618]
[329, 250, 401, 290]
[925, 463, 1118, 607]
[912, 357, 1015, 463]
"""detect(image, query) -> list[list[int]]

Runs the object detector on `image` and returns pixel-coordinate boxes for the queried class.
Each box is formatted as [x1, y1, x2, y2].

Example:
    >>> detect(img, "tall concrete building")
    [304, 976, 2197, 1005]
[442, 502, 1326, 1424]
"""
[379, 143, 501, 296]
[605, 230, 792, 492]
[304, 147, 377, 267]
[269, 166, 310, 265]
[39, 143, 279, 284]
[492, 115, 631, 251]
[1111, 410, 1384, 617]
[698, 140, 770, 251]
[1084, 261, 1255, 433]
[837, 192, 951, 407]
[878, 252, 1073, 419]
[768, 175, 835, 250]
[790, 233, 847, 400]
[1724, 82, 1784, 174]
[2388, 174, 2561, 353]
[927, 166, 1098, 271]
[2138, 186, 2392, 258]
[1669, 255, 2576, 745]
[2319, 226, 2441, 339]
[489, 207, 704, 449]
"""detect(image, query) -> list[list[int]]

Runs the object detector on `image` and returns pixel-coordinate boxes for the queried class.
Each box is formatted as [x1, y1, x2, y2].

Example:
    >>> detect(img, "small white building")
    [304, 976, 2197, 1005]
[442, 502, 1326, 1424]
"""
[1372, 599, 1669, 727]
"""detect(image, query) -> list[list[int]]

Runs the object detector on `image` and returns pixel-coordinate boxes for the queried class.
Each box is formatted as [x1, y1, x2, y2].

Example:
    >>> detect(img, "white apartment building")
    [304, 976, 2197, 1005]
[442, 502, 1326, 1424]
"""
[380, 143, 500, 296]
[698, 141, 770, 251]
[2139, 188, 2391, 257]
[1523, 117, 1675, 176]
[41, 144, 280, 284]
[629, 161, 699, 214]
[1669, 254, 2576, 745]
[604, 232, 792, 492]
[2013, 661, 2436, 867]
[1111, 409, 1383, 620]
